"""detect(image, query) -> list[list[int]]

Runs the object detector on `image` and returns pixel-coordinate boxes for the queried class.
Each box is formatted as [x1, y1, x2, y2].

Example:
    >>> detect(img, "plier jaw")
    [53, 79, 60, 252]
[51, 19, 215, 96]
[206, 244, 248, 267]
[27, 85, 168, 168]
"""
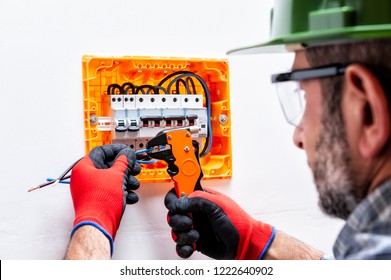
[146, 126, 203, 197]
[146, 129, 169, 148]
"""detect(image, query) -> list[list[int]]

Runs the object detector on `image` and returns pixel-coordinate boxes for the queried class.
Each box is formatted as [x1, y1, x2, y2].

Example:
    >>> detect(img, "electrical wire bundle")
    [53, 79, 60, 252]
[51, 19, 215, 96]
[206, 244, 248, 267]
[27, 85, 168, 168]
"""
[106, 71, 213, 158]
[28, 146, 166, 191]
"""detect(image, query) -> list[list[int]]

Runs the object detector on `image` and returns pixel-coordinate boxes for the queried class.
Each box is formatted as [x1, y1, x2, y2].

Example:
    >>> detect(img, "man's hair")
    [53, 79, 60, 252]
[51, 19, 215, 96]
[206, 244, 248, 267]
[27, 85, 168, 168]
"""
[305, 39, 391, 111]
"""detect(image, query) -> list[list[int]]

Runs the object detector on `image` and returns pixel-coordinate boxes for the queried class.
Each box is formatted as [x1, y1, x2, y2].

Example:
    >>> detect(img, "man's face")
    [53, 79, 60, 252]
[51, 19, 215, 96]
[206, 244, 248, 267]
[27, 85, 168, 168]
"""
[292, 51, 358, 220]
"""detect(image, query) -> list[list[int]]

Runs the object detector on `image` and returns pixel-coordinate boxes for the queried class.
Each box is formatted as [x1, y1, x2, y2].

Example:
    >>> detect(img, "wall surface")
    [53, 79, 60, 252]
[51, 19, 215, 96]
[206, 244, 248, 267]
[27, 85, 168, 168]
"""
[0, 0, 344, 259]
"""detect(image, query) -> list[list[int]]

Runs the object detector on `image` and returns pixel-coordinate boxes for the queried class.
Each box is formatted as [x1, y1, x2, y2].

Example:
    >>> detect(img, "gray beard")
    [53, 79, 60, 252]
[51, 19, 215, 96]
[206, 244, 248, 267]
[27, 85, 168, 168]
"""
[312, 123, 358, 220]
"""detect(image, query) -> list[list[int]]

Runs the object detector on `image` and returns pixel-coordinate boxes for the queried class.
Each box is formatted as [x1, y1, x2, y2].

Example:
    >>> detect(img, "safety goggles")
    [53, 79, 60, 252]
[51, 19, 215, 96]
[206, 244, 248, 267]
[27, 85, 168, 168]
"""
[271, 64, 347, 127]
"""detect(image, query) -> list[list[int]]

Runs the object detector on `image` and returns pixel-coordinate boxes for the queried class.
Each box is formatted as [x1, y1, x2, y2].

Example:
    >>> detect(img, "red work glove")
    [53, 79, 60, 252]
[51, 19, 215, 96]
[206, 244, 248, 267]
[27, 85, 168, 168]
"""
[165, 188, 275, 259]
[70, 144, 141, 255]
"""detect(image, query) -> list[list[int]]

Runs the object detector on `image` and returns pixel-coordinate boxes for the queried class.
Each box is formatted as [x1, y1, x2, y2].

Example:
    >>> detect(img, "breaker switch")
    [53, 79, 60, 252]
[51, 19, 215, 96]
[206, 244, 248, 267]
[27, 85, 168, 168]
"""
[187, 114, 198, 126]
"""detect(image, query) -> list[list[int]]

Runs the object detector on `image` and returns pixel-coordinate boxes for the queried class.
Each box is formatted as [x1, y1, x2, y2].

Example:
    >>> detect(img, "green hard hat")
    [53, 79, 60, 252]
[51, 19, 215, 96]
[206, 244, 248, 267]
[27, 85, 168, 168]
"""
[228, 0, 391, 54]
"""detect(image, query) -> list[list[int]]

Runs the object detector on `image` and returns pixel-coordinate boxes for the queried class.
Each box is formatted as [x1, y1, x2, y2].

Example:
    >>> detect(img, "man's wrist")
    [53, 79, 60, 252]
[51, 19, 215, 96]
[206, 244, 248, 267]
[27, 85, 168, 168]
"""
[65, 225, 111, 260]
[242, 221, 275, 260]
[263, 230, 325, 260]
[258, 226, 276, 259]
[71, 221, 114, 256]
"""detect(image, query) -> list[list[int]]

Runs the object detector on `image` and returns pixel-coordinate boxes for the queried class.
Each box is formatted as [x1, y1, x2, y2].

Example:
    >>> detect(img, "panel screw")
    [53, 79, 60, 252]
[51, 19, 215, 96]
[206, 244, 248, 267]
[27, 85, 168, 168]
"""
[167, 135, 172, 140]
[90, 115, 97, 125]
[184, 146, 190, 152]
[219, 114, 228, 124]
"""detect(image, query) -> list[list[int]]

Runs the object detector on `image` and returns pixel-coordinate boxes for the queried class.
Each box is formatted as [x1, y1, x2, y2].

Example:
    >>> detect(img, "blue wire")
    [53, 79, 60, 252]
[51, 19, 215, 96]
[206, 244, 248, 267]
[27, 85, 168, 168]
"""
[137, 159, 158, 164]
[46, 178, 70, 184]
[46, 146, 165, 184]
[135, 147, 157, 154]
[135, 146, 165, 164]
[135, 145, 166, 155]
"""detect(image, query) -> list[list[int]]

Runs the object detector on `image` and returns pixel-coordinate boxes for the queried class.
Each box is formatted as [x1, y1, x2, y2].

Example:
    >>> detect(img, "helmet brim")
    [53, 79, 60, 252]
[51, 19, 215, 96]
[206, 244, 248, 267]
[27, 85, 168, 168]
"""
[227, 25, 391, 55]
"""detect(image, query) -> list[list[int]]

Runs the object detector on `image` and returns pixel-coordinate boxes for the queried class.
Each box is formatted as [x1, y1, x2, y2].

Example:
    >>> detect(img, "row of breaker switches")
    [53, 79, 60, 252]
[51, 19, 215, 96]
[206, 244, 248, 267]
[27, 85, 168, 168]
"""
[107, 93, 208, 149]
[115, 114, 200, 131]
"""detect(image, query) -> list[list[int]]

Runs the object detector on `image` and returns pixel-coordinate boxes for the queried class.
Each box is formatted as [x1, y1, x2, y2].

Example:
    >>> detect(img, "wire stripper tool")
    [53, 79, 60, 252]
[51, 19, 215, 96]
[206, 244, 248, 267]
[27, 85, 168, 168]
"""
[146, 126, 204, 197]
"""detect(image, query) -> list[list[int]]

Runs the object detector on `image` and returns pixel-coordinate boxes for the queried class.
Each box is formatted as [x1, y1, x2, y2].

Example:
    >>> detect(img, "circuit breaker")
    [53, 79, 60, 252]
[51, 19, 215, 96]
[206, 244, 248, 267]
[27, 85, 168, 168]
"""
[102, 92, 207, 150]
[83, 56, 231, 183]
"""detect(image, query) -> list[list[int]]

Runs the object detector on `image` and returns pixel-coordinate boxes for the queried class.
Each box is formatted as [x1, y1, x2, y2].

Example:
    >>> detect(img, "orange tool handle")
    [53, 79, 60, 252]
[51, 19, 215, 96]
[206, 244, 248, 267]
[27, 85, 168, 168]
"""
[166, 129, 203, 197]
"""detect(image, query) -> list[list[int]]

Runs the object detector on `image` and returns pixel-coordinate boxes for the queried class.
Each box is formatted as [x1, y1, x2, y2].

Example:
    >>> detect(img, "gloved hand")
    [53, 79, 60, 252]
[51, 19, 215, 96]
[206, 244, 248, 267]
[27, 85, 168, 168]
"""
[165, 188, 276, 260]
[70, 144, 141, 255]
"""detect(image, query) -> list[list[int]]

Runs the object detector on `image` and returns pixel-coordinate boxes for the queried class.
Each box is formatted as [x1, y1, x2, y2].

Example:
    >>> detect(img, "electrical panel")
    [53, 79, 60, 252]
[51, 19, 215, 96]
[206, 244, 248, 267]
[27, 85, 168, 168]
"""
[82, 56, 231, 183]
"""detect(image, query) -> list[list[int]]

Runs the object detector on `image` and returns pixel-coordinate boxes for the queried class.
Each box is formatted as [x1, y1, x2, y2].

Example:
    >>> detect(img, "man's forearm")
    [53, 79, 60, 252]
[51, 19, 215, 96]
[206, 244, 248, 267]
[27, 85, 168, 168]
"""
[64, 225, 111, 260]
[264, 230, 325, 260]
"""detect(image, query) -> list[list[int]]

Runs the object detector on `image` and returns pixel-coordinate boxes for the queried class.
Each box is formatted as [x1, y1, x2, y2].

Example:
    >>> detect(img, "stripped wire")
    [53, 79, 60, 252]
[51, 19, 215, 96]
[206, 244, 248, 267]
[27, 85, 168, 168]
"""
[27, 158, 82, 192]
[28, 146, 164, 192]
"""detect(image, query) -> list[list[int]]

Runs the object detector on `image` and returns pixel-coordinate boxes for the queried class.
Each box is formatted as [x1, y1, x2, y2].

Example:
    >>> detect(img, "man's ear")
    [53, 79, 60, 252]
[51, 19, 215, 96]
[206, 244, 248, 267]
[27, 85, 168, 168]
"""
[344, 64, 391, 158]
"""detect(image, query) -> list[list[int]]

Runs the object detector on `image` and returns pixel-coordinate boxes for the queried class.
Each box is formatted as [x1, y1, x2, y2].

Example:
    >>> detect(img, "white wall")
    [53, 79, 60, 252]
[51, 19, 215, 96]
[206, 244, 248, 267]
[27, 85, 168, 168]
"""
[0, 0, 343, 259]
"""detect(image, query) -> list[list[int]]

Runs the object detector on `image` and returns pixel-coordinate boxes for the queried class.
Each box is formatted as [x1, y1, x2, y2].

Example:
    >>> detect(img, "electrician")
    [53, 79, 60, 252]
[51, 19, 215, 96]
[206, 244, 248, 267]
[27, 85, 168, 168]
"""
[165, 0, 391, 259]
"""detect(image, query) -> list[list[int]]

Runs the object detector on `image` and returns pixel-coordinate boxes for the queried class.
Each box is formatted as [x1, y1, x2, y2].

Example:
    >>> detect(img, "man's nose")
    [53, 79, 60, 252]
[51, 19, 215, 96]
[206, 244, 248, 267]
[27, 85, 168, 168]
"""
[293, 125, 304, 149]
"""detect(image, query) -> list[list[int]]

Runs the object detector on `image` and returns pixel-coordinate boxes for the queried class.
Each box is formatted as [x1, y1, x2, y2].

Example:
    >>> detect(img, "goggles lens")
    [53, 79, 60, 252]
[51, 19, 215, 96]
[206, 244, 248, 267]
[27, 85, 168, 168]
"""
[271, 64, 347, 127]
[275, 81, 305, 127]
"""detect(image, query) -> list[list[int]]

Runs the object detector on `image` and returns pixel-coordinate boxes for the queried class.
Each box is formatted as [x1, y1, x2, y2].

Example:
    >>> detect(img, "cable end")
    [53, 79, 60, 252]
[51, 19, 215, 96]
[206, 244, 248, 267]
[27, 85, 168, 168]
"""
[27, 186, 40, 192]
